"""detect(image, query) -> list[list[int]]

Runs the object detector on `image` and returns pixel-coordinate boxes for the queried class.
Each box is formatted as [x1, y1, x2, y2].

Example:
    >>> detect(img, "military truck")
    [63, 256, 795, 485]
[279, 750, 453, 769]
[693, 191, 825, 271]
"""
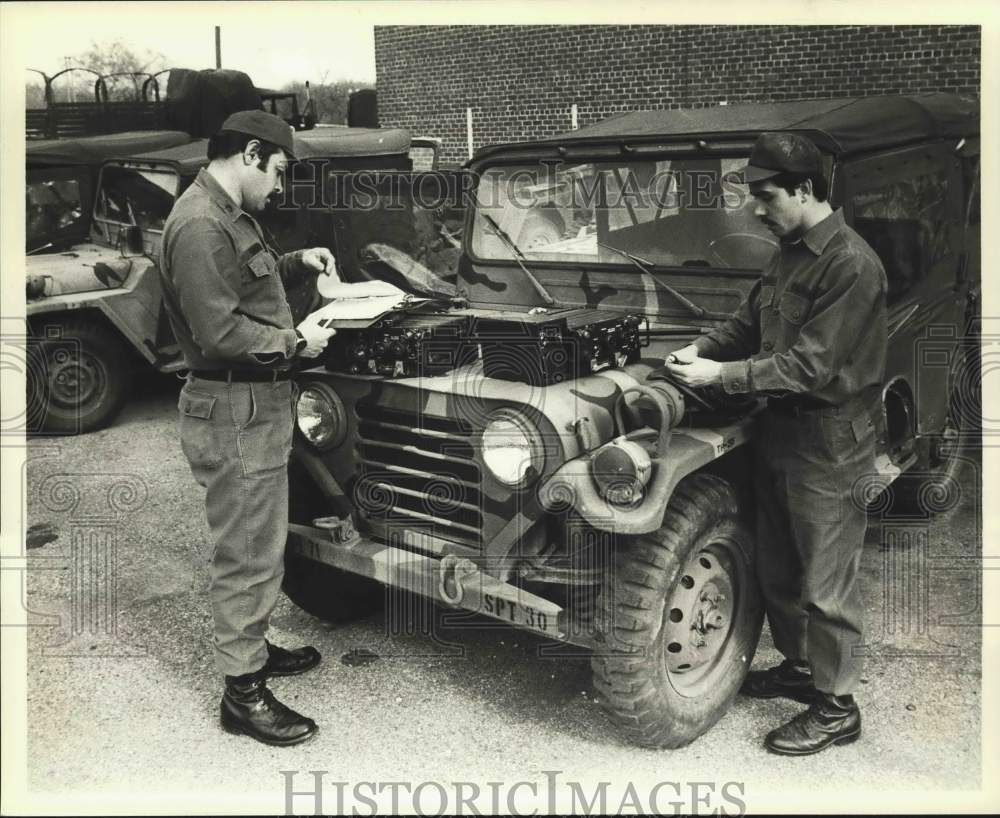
[26, 126, 439, 434]
[280, 94, 978, 748]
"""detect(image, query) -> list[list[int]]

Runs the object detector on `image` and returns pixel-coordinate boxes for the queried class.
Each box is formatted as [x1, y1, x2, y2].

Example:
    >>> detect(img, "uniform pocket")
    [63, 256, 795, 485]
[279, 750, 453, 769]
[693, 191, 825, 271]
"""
[777, 291, 809, 325]
[819, 413, 875, 463]
[229, 382, 257, 429]
[246, 248, 276, 278]
[179, 388, 223, 471]
[236, 382, 293, 477]
[850, 412, 876, 445]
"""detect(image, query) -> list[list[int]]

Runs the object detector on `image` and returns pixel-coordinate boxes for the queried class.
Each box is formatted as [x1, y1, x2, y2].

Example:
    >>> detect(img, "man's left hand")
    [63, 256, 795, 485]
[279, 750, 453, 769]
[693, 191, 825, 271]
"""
[301, 247, 339, 278]
[664, 357, 723, 388]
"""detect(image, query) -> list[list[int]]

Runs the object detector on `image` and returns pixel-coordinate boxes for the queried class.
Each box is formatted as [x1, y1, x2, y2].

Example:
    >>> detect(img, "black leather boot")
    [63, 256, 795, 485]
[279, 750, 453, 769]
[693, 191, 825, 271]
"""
[740, 658, 817, 704]
[220, 670, 318, 746]
[263, 639, 321, 677]
[764, 692, 861, 756]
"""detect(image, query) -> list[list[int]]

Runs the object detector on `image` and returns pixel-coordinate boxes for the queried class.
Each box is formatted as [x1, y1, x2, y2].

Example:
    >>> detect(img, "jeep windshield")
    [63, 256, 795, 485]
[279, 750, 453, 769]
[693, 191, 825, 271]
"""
[470, 156, 778, 271]
[27, 173, 86, 252]
[93, 164, 180, 234]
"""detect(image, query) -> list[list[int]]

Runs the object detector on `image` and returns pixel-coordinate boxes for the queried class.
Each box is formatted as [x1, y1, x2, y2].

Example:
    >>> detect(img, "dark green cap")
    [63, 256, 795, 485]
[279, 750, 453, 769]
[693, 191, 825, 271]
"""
[218, 109, 296, 158]
[741, 131, 823, 184]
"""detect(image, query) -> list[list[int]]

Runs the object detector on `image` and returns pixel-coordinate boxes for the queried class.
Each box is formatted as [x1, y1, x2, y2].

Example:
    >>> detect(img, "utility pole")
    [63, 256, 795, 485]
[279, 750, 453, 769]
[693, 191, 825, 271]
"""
[215, 26, 222, 69]
[64, 56, 75, 103]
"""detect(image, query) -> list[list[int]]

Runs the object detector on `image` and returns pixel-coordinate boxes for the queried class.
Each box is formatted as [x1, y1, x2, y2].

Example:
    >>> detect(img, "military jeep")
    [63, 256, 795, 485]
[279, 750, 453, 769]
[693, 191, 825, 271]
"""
[26, 127, 438, 435]
[283, 94, 980, 748]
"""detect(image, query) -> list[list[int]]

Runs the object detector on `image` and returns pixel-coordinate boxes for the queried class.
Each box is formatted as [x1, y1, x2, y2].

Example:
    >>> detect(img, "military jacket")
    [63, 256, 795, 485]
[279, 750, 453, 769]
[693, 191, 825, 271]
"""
[159, 169, 310, 370]
[694, 209, 888, 406]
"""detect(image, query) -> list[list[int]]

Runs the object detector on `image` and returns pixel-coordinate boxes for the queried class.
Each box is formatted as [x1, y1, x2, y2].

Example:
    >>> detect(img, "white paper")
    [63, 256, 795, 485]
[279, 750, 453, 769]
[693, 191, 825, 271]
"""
[308, 280, 428, 327]
[316, 278, 402, 300]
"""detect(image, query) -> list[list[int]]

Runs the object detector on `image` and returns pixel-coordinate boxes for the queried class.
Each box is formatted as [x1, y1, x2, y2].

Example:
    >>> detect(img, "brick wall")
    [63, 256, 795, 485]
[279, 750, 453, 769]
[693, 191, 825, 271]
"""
[374, 25, 980, 165]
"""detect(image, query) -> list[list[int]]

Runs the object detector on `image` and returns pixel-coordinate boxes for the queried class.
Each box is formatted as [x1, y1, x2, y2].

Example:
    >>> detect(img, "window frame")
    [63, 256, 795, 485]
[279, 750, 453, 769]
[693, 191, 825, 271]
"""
[466, 154, 777, 277]
[842, 141, 963, 308]
[26, 165, 92, 252]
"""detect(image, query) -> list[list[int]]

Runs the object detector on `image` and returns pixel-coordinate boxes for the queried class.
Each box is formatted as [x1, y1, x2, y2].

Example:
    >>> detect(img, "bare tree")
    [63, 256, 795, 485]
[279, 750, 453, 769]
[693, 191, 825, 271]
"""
[40, 39, 169, 103]
[281, 71, 373, 125]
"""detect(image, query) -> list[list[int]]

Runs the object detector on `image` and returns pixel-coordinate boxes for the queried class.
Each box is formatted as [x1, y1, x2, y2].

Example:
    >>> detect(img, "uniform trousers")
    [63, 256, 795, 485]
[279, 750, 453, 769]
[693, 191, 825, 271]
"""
[177, 375, 297, 677]
[752, 400, 876, 695]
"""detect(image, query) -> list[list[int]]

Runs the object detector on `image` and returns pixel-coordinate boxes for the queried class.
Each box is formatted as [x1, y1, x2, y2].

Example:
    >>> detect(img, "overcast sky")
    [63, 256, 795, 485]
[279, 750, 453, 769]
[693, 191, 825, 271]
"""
[12, 4, 377, 88]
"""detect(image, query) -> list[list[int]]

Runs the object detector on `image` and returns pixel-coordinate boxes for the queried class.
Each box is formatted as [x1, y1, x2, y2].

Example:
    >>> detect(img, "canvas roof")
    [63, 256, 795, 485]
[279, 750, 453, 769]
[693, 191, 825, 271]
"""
[114, 126, 414, 174]
[293, 126, 411, 159]
[476, 94, 978, 159]
[116, 138, 212, 175]
[26, 130, 192, 167]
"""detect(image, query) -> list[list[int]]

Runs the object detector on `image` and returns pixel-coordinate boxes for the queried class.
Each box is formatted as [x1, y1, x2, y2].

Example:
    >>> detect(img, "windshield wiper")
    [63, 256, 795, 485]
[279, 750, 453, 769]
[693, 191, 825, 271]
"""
[597, 242, 707, 318]
[482, 214, 555, 306]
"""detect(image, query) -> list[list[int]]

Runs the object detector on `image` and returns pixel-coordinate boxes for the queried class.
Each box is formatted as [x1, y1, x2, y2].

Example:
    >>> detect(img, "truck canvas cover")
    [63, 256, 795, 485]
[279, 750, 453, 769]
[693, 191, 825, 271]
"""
[476, 94, 979, 158]
[26, 130, 192, 168]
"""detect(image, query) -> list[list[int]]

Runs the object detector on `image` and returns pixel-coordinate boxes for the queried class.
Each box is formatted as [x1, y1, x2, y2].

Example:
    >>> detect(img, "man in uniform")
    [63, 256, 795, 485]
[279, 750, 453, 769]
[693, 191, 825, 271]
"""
[663, 132, 887, 755]
[160, 110, 337, 746]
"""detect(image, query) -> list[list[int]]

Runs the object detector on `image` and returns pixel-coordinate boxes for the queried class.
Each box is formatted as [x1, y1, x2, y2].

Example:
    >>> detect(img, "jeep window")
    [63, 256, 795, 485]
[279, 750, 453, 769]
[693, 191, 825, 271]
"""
[470, 158, 778, 270]
[321, 170, 463, 290]
[26, 177, 84, 251]
[94, 165, 180, 233]
[851, 172, 951, 305]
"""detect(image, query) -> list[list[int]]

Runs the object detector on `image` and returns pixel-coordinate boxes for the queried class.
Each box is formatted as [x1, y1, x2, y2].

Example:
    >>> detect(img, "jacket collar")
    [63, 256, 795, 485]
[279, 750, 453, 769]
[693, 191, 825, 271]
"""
[193, 168, 245, 223]
[800, 207, 845, 256]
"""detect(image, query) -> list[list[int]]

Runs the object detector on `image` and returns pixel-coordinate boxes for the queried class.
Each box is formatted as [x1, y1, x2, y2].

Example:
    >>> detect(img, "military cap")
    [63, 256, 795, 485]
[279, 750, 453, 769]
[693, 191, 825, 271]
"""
[741, 132, 823, 184]
[218, 109, 296, 159]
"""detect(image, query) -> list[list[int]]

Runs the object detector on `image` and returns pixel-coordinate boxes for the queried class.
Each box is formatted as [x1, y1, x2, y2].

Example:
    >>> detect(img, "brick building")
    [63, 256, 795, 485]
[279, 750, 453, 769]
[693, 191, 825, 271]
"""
[373, 25, 981, 165]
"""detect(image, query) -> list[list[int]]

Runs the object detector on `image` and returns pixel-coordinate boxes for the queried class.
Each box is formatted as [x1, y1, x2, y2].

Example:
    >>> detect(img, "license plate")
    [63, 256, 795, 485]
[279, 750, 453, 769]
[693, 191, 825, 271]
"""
[480, 592, 557, 635]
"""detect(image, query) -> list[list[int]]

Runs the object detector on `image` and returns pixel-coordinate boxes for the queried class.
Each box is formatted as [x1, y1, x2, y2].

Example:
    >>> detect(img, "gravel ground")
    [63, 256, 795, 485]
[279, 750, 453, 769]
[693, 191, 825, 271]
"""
[15, 373, 988, 813]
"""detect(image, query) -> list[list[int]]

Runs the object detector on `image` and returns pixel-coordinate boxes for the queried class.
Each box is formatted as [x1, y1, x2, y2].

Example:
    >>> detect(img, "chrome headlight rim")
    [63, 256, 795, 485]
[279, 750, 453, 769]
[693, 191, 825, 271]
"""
[481, 407, 545, 488]
[295, 381, 348, 451]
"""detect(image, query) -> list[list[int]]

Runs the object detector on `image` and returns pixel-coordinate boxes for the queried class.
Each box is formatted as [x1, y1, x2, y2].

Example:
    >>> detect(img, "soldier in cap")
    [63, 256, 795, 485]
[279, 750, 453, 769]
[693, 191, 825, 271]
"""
[160, 109, 337, 746]
[664, 131, 887, 755]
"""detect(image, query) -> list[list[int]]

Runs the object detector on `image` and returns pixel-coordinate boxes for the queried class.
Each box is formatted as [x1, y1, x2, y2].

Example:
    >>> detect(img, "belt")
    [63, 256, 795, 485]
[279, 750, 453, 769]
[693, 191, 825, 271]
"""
[190, 368, 293, 383]
[767, 393, 875, 418]
[767, 395, 834, 416]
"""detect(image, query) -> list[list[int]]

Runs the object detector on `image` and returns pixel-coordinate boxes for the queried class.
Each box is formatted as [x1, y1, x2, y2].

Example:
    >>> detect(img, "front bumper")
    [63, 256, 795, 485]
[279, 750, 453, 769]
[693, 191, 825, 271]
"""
[287, 522, 594, 647]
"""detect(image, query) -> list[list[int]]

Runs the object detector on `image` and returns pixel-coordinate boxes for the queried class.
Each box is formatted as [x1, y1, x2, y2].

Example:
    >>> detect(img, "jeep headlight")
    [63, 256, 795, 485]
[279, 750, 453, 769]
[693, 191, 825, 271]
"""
[591, 438, 652, 505]
[295, 383, 347, 450]
[482, 409, 543, 487]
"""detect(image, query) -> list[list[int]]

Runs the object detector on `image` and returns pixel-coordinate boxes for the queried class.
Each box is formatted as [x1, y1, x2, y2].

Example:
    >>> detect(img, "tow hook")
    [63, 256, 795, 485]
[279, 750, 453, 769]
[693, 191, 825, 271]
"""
[439, 554, 478, 606]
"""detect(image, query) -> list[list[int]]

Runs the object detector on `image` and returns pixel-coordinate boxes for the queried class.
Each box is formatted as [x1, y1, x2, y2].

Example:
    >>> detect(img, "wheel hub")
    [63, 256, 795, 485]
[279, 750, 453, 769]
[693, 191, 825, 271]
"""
[47, 348, 102, 408]
[663, 548, 735, 677]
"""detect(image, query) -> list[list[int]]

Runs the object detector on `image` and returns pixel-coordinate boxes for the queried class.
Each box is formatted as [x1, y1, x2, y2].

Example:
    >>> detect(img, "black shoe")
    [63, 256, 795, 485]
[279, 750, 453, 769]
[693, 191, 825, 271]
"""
[764, 692, 861, 756]
[220, 670, 318, 746]
[740, 659, 817, 704]
[264, 640, 321, 677]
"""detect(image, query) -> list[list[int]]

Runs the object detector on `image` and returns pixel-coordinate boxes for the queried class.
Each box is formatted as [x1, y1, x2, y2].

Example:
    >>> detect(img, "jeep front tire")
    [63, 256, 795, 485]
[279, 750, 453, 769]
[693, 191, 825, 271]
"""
[28, 318, 130, 435]
[591, 473, 763, 748]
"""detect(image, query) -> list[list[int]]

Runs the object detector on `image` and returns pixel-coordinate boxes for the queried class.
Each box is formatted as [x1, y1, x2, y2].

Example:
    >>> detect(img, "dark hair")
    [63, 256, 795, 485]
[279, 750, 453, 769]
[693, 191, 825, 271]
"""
[206, 130, 283, 170]
[770, 171, 829, 203]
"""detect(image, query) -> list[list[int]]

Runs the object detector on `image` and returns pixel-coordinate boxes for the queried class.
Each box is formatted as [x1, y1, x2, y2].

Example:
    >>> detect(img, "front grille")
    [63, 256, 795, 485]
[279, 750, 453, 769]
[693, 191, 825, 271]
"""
[354, 404, 483, 550]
